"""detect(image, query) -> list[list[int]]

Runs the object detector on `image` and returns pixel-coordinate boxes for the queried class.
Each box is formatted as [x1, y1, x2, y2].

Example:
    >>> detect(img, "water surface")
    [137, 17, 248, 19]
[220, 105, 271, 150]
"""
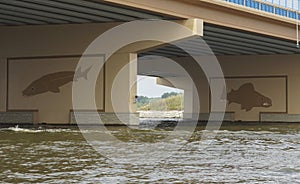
[0, 123, 299, 183]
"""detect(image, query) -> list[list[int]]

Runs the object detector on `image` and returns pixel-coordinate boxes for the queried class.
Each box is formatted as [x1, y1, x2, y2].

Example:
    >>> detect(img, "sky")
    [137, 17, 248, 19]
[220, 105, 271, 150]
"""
[137, 75, 183, 98]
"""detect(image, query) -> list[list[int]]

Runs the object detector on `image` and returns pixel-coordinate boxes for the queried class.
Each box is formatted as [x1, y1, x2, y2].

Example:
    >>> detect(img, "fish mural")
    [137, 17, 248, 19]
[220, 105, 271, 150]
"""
[22, 66, 91, 96]
[227, 82, 272, 111]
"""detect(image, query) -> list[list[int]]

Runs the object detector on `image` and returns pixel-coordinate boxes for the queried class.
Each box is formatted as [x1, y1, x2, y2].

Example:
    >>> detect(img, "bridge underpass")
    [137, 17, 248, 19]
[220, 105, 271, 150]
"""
[138, 22, 300, 122]
[0, 0, 300, 124]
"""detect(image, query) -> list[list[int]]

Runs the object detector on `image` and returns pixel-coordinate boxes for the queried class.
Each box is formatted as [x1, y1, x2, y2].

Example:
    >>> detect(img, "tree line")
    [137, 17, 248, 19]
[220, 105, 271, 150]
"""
[136, 92, 183, 111]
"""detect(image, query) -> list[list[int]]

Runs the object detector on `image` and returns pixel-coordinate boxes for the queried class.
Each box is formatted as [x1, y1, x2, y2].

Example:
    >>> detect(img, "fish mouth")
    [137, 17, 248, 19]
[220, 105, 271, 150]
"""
[262, 102, 272, 107]
[22, 91, 31, 97]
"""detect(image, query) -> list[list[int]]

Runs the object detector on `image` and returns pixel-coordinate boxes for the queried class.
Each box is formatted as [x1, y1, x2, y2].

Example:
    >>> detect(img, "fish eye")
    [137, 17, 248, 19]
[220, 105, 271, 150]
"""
[31, 87, 35, 91]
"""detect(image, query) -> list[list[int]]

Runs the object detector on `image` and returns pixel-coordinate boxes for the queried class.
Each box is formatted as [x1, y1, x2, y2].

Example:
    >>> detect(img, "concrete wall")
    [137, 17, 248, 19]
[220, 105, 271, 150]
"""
[171, 55, 300, 121]
[0, 22, 120, 109]
[8, 56, 104, 123]
[0, 19, 200, 124]
[0, 22, 128, 124]
[218, 54, 299, 121]
[139, 54, 300, 121]
[3, 18, 295, 123]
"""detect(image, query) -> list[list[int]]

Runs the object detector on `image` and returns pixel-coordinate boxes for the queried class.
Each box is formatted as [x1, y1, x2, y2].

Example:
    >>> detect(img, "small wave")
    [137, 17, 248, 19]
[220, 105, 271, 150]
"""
[0, 126, 129, 134]
[6, 126, 43, 133]
[0, 125, 79, 133]
[208, 130, 281, 135]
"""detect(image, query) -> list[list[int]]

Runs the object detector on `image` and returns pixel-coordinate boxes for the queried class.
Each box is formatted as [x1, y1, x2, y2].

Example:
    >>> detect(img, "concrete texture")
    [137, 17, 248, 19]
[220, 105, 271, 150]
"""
[260, 113, 300, 123]
[70, 111, 139, 125]
[0, 112, 36, 124]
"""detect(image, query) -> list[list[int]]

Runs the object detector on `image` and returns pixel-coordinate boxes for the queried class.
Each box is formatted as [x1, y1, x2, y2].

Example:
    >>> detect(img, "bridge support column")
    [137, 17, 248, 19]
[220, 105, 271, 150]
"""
[102, 53, 139, 125]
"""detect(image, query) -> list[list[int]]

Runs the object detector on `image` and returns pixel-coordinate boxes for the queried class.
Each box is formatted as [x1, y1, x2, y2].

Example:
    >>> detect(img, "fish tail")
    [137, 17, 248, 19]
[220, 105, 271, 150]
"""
[75, 66, 92, 80]
[227, 89, 234, 104]
[82, 66, 92, 80]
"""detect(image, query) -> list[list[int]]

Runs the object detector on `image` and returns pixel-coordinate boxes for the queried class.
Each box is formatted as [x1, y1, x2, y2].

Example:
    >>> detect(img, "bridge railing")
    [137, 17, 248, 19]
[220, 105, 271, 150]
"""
[222, 0, 300, 20]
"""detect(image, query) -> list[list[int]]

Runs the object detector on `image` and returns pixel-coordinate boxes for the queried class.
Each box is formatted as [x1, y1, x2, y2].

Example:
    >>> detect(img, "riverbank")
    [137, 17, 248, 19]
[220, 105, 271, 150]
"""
[138, 110, 183, 118]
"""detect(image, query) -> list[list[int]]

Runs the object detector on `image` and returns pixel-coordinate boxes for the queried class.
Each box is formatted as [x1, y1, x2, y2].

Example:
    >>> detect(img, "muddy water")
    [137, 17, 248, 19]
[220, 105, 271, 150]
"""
[0, 123, 299, 183]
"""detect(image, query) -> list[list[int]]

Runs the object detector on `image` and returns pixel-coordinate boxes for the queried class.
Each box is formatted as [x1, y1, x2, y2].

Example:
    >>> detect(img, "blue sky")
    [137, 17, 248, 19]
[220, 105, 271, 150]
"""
[137, 75, 183, 98]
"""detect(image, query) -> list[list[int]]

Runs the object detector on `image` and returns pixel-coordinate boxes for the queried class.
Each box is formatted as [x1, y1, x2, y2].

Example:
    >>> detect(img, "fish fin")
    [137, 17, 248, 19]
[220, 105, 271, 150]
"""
[245, 107, 252, 112]
[83, 66, 92, 80]
[49, 87, 60, 93]
[227, 89, 234, 96]
[241, 105, 252, 112]
[239, 83, 255, 91]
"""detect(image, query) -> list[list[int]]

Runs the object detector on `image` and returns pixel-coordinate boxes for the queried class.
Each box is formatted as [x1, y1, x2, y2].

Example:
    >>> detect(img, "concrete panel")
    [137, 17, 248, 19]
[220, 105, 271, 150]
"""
[8, 56, 104, 124]
[202, 112, 234, 122]
[70, 111, 139, 125]
[211, 77, 287, 121]
[260, 113, 300, 123]
[0, 111, 37, 124]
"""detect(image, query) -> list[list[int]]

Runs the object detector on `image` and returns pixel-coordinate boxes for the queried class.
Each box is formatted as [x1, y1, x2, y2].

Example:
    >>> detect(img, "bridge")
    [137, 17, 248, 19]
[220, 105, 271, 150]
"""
[0, 0, 300, 124]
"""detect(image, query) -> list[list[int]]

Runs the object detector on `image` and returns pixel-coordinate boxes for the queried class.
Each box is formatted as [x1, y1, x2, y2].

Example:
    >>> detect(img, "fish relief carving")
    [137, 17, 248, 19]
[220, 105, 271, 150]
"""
[23, 66, 92, 96]
[226, 83, 272, 112]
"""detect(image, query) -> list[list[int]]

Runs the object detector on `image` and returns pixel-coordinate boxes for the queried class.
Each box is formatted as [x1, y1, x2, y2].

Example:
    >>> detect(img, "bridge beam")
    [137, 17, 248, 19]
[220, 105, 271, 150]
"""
[104, 0, 300, 41]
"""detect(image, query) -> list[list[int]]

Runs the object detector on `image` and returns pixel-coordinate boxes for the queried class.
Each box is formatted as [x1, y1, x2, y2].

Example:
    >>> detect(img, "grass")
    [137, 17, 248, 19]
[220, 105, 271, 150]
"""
[138, 94, 183, 111]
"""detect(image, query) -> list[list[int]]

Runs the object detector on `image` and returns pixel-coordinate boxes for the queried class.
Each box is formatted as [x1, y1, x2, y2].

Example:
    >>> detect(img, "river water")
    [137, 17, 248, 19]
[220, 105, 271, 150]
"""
[0, 123, 299, 183]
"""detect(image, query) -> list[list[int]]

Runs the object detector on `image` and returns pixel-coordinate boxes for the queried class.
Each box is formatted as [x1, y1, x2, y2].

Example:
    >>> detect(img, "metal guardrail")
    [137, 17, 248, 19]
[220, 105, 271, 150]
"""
[223, 0, 300, 48]
[223, 0, 300, 20]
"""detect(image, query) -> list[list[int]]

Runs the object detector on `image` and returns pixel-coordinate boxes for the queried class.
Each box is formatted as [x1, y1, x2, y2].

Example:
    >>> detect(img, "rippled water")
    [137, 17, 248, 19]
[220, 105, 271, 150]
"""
[0, 123, 299, 183]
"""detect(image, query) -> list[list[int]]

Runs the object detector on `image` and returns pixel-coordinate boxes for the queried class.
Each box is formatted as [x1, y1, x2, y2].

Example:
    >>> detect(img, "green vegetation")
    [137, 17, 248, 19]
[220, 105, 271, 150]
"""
[136, 96, 152, 109]
[161, 92, 179, 99]
[137, 92, 183, 111]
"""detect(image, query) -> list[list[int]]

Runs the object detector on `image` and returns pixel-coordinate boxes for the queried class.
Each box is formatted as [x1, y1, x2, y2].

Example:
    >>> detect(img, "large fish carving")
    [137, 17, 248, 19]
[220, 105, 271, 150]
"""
[23, 66, 91, 96]
[227, 83, 272, 112]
